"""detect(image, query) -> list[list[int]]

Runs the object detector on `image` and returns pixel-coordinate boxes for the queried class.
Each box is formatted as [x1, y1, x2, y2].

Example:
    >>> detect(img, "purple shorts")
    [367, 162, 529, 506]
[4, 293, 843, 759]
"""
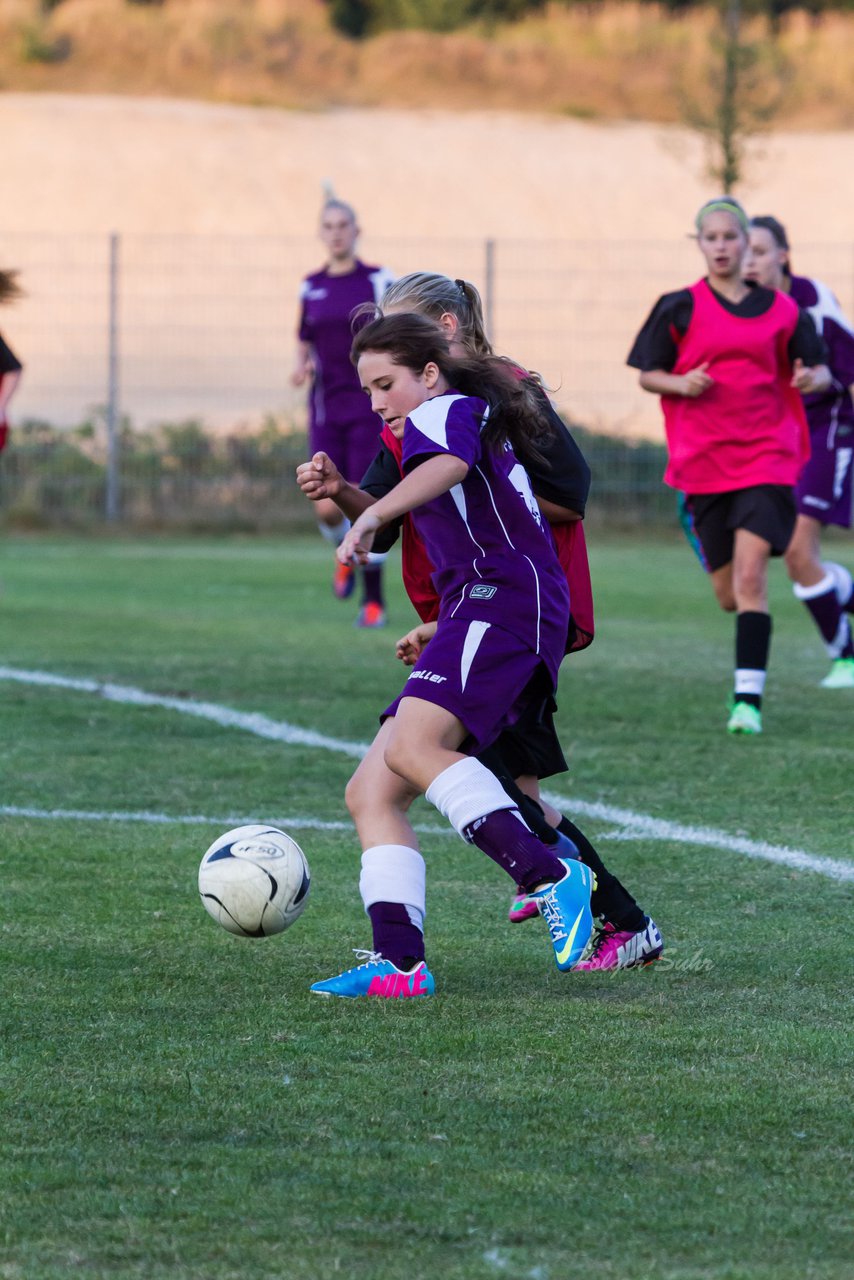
[796, 428, 854, 528]
[382, 619, 553, 756]
[309, 418, 381, 488]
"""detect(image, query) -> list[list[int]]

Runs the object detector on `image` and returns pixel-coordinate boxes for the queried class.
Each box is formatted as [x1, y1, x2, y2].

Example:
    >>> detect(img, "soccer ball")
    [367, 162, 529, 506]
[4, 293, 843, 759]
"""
[198, 824, 311, 938]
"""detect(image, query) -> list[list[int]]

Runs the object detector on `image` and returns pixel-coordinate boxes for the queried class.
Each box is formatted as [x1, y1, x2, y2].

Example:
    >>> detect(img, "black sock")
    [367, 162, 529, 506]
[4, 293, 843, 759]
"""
[515, 795, 559, 845]
[734, 611, 772, 710]
[361, 565, 384, 608]
[472, 750, 560, 845]
[557, 817, 646, 933]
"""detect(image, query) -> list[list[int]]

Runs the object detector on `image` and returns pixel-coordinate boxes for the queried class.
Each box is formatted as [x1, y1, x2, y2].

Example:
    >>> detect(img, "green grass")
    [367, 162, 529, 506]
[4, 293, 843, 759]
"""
[1, 533, 852, 1280]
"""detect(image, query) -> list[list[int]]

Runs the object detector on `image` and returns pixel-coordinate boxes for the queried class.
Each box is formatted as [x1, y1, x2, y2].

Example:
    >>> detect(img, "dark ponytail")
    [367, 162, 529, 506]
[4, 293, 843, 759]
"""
[351, 313, 554, 463]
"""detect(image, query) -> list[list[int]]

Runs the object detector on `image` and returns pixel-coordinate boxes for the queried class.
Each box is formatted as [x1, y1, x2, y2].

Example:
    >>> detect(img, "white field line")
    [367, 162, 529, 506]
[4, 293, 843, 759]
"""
[0, 805, 452, 839]
[0, 665, 367, 757]
[2, 665, 852, 883]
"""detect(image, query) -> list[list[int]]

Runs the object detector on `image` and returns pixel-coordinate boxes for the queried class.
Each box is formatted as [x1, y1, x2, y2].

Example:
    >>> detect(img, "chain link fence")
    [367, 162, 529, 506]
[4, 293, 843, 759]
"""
[1, 232, 852, 529]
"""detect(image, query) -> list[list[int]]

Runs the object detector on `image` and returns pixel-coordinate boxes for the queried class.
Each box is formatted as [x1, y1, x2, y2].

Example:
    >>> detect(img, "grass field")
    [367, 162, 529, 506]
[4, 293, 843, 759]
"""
[1, 532, 852, 1280]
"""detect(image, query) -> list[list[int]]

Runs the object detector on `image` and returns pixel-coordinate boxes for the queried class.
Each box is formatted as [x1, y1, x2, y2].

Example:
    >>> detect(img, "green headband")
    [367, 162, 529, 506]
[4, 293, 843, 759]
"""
[695, 199, 749, 233]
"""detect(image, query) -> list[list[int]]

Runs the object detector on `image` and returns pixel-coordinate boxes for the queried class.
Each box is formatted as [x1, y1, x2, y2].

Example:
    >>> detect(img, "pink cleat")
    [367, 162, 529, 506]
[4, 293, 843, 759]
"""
[357, 602, 387, 628]
[573, 918, 663, 970]
[333, 562, 356, 600]
[508, 888, 539, 923]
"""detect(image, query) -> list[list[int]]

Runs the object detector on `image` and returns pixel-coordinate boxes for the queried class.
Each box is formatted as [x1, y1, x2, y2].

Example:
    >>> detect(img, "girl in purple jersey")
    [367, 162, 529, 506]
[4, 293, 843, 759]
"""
[309, 314, 596, 999]
[744, 216, 854, 690]
[369, 272, 661, 968]
[292, 198, 395, 626]
[628, 197, 830, 735]
[0, 270, 23, 454]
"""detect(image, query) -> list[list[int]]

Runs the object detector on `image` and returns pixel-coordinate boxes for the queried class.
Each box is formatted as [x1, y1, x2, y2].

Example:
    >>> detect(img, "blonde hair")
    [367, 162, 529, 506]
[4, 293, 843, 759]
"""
[321, 198, 357, 225]
[380, 272, 493, 356]
[695, 196, 749, 235]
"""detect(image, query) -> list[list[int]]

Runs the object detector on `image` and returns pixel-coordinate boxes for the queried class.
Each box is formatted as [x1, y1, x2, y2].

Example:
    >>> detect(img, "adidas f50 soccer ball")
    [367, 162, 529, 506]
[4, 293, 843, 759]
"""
[198, 824, 311, 938]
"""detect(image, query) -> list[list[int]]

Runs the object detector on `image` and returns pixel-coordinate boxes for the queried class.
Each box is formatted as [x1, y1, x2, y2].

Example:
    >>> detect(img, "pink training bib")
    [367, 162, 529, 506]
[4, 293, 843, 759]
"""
[661, 279, 810, 493]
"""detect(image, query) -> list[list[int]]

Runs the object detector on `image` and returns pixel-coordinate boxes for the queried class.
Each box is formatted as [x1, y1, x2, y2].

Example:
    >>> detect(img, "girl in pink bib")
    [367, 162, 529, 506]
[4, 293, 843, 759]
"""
[628, 197, 830, 735]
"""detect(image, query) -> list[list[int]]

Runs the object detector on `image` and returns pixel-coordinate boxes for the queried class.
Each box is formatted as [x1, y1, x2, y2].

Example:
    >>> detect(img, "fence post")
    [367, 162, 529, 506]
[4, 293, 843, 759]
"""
[105, 231, 121, 522]
[484, 238, 495, 341]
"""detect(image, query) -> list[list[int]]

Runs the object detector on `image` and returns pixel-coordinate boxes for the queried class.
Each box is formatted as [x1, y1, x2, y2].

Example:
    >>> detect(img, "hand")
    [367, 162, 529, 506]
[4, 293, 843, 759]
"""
[791, 359, 831, 394]
[395, 622, 438, 666]
[290, 360, 313, 388]
[681, 363, 713, 397]
[338, 510, 381, 565]
[295, 452, 343, 501]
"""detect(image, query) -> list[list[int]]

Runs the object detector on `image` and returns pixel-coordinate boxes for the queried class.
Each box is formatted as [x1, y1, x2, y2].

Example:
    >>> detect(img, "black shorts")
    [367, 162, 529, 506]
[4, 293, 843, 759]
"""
[685, 485, 797, 573]
[476, 668, 568, 783]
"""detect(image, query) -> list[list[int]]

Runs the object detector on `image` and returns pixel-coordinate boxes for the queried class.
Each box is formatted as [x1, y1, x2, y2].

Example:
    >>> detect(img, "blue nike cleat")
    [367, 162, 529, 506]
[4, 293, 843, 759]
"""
[531, 859, 595, 971]
[509, 832, 583, 924]
[310, 950, 435, 999]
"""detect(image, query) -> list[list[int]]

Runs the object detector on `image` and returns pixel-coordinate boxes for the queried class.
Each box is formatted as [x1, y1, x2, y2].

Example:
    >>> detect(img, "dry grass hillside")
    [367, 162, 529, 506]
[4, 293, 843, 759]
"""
[3, 1, 854, 437]
[2, 0, 854, 129]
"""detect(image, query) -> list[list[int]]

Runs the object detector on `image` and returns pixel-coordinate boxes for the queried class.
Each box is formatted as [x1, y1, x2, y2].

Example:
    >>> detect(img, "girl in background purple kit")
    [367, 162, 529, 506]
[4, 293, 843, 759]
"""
[309, 314, 595, 999]
[744, 216, 854, 690]
[292, 198, 395, 627]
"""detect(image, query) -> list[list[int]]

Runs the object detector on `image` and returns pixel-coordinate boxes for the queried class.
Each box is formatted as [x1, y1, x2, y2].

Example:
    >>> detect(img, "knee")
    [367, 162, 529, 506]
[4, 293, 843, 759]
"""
[383, 735, 417, 786]
[344, 771, 367, 822]
[784, 545, 809, 584]
[713, 583, 737, 612]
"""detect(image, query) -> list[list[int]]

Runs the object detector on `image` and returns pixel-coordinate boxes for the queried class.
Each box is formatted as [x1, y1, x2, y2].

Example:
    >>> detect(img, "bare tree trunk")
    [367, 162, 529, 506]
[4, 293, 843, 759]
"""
[720, 0, 742, 191]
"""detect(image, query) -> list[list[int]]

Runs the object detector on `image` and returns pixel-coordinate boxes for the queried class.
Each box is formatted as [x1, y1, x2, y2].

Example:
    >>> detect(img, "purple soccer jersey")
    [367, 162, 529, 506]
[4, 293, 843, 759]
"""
[790, 274, 854, 528]
[298, 260, 395, 478]
[401, 393, 570, 679]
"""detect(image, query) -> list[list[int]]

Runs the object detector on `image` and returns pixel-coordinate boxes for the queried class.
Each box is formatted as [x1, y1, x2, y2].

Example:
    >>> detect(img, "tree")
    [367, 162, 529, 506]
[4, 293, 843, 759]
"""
[681, 0, 789, 191]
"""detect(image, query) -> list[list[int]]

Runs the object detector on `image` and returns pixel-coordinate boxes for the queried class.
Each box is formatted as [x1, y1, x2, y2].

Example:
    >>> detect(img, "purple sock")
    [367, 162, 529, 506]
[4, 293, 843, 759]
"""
[367, 902, 424, 970]
[800, 585, 854, 658]
[361, 565, 384, 608]
[462, 807, 565, 894]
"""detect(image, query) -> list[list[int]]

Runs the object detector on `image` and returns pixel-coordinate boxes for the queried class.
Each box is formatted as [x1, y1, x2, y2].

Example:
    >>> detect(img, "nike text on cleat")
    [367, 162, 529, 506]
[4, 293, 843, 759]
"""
[310, 950, 434, 999]
[530, 858, 595, 971]
[508, 890, 539, 923]
[727, 701, 762, 735]
[820, 657, 854, 689]
[333, 562, 356, 599]
[574, 917, 664, 971]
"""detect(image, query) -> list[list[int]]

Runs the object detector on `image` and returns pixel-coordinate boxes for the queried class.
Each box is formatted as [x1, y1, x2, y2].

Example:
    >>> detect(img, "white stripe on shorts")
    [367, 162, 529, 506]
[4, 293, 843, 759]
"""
[460, 621, 491, 692]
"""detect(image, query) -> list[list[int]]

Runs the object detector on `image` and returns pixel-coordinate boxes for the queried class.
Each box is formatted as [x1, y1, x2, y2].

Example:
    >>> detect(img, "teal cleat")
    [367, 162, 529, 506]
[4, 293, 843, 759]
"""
[310, 950, 435, 999]
[530, 859, 595, 971]
[727, 701, 762, 735]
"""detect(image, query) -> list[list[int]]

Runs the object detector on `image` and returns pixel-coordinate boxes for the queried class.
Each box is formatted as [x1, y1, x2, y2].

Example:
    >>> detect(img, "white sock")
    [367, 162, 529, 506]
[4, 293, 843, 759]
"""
[825, 561, 853, 609]
[359, 844, 426, 929]
[792, 571, 836, 601]
[734, 668, 766, 698]
[318, 515, 350, 547]
[425, 757, 517, 838]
